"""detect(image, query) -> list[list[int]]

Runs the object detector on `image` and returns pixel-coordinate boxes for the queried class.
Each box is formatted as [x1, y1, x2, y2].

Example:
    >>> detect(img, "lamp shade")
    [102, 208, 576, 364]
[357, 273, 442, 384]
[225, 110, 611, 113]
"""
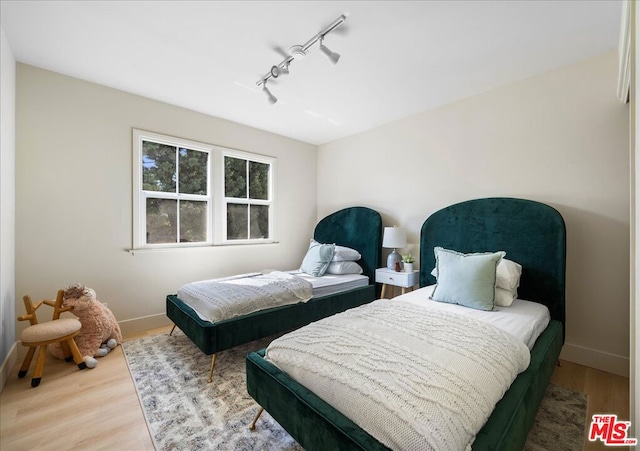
[382, 227, 407, 249]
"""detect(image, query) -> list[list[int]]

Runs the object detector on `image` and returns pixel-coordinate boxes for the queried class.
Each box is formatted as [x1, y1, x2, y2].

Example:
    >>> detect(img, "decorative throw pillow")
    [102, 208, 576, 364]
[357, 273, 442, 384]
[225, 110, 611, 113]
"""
[300, 240, 336, 277]
[430, 247, 505, 311]
[325, 261, 364, 275]
[431, 257, 521, 294]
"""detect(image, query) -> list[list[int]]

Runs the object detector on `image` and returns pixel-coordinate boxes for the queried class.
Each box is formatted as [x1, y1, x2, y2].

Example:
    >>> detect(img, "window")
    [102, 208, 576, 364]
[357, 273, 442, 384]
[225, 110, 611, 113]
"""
[224, 153, 273, 240]
[133, 130, 275, 249]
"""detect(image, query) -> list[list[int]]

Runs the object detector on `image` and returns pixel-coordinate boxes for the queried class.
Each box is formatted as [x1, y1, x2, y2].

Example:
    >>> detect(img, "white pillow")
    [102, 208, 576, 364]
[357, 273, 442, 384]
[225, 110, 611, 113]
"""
[311, 239, 361, 262]
[495, 287, 517, 307]
[332, 245, 361, 261]
[496, 259, 522, 293]
[325, 261, 364, 275]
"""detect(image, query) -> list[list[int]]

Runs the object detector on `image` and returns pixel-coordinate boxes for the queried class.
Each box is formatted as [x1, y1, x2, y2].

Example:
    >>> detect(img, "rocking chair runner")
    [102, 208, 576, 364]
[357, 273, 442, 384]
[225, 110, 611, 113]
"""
[17, 289, 87, 387]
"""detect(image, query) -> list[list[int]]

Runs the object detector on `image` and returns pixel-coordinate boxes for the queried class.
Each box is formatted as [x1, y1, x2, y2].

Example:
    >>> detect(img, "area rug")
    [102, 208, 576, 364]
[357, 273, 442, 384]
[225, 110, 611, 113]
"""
[123, 330, 587, 451]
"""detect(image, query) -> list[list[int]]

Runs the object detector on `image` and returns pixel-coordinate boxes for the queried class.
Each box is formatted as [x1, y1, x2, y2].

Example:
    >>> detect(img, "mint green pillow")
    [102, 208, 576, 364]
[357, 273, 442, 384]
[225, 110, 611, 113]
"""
[430, 247, 505, 311]
[300, 240, 336, 277]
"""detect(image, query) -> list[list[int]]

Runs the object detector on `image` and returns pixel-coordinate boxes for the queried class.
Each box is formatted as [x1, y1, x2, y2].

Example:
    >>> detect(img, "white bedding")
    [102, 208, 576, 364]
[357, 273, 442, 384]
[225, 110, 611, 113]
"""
[178, 271, 369, 323]
[177, 271, 312, 323]
[290, 271, 369, 297]
[395, 285, 550, 350]
[265, 299, 531, 451]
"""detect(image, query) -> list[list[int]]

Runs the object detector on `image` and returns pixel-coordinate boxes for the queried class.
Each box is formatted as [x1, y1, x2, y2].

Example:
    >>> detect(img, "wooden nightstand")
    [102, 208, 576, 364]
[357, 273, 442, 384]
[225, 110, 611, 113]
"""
[375, 268, 419, 299]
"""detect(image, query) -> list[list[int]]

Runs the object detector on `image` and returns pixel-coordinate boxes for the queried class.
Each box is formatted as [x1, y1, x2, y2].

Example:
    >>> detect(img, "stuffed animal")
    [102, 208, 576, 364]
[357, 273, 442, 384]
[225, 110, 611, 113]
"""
[49, 284, 122, 368]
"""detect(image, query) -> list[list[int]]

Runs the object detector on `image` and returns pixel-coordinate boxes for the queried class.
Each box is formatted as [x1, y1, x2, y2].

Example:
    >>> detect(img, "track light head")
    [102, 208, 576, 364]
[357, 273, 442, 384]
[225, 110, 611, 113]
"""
[280, 63, 290, 75]
[262, 82, 277, 105]
[319, 38, 340, 65]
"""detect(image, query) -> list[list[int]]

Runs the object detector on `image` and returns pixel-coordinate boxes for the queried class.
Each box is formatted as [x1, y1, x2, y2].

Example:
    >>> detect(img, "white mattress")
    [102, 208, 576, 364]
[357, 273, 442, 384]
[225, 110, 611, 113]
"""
[289, 271, 369, 298]
[393, 285, 550, 350]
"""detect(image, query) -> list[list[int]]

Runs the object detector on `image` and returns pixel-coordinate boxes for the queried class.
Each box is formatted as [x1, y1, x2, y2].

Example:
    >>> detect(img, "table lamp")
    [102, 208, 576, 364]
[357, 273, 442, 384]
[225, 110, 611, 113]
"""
[382, 226, 407, 270]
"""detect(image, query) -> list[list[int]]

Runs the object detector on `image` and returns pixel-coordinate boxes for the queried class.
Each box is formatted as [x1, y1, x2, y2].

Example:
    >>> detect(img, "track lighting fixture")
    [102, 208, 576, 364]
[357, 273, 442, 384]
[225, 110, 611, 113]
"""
[262, 81, 277, 105]
[256, 13, 348, 104]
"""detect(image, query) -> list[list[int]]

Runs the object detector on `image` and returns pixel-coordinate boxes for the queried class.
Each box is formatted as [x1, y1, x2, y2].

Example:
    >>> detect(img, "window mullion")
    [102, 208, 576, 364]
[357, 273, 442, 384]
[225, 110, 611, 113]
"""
[175, 146, 180, 196]
[175, 147, 180, 244]
[246, 160, 250, 238]
[176, 199, 180, 244]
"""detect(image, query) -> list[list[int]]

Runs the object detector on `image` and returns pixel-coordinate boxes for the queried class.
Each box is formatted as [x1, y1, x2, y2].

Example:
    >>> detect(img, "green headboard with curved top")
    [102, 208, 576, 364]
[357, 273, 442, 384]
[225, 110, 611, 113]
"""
[420, 197, 566, 335]
[314, 206, 382, 283]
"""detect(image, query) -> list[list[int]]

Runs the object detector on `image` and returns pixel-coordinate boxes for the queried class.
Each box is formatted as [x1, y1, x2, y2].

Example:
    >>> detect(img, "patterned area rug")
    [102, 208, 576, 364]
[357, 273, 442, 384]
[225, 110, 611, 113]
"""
[525, 383, 588, 451]
[123, 330, 587, 451]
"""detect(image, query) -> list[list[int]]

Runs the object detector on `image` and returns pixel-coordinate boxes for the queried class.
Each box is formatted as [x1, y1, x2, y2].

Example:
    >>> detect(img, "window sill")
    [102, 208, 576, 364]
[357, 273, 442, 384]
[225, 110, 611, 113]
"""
[127, 242, 279, 255]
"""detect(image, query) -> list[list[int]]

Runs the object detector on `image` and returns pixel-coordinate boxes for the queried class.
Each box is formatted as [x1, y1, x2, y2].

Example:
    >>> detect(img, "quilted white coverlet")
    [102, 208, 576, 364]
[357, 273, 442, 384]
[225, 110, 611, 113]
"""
[265, 299, 530, 451]
[177, 271, 312, 323]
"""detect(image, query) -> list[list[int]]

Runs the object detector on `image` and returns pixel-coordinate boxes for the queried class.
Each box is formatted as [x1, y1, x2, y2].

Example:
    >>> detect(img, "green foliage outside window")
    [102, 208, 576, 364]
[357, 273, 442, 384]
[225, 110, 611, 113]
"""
[225, 156, 270, 240]
[143, 140, 209, 244]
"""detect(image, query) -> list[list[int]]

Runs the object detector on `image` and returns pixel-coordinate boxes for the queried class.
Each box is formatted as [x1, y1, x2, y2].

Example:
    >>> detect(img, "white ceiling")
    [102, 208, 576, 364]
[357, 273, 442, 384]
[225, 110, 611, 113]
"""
[1, 1, 622, 145]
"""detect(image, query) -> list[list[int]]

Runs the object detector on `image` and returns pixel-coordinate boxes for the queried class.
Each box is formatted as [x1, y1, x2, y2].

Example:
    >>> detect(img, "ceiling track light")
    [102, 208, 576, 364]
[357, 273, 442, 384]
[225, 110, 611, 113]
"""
[256, 13, 348, 104]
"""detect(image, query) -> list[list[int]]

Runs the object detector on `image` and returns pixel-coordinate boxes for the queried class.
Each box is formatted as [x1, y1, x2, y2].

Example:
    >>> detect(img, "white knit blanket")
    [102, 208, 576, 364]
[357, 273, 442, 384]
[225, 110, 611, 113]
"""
[265, 299, 530, 451]
[177, 271, 313, 323]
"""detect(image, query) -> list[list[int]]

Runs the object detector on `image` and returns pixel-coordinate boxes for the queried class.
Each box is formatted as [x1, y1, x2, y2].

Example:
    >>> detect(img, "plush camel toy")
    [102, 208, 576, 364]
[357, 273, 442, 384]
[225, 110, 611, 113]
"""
[49, 284, 122, 368]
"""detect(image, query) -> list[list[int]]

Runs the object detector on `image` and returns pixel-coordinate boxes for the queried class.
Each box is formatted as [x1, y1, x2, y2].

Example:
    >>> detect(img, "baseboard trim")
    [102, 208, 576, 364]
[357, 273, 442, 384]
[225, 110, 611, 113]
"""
[561, 342, 629, 377]
[0, 342, 18, 393]
[118, 313, 172, 338]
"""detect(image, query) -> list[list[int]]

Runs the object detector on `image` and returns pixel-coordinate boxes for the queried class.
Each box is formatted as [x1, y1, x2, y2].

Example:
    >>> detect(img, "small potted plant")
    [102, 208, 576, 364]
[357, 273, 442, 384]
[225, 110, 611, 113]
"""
[401, 254, 415, 273]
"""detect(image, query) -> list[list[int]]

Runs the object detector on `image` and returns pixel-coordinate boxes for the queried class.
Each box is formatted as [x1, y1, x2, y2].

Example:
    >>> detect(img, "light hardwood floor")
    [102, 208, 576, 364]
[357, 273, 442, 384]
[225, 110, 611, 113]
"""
[0, 326, 631, 451]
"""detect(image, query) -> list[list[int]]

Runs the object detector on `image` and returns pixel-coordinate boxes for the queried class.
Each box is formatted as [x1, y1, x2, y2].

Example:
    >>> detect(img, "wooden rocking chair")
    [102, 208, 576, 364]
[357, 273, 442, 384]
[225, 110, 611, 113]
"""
[17, 289, 87, 387]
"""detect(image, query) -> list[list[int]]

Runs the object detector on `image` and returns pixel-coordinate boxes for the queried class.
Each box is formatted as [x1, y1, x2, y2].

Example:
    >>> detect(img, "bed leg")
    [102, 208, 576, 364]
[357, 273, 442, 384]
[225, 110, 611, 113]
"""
[169, 324, 176, 336]
[557, 359, 562, 367]
[249, 407, 264, 430]
[207, 354, 217, 383]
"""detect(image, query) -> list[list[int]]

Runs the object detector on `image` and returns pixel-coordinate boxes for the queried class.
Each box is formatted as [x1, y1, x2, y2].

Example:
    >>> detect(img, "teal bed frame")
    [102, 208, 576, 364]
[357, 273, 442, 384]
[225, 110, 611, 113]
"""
[246, 197, 566, 450]
[166, 206, 382, 381]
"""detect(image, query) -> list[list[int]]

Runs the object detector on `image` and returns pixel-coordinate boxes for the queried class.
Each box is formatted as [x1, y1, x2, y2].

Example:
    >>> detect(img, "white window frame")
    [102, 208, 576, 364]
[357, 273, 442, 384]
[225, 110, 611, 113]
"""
[218, 149, 276, 245]
[132, 129, 276, 249]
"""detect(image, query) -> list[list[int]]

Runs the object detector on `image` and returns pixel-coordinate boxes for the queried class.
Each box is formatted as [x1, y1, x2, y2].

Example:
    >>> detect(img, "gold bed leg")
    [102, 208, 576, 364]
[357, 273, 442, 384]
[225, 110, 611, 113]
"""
[169, 324, 176, 336]
[557, 359, 563, 367]
[249, 407, 264, 430]
[207, 354, 217, 383]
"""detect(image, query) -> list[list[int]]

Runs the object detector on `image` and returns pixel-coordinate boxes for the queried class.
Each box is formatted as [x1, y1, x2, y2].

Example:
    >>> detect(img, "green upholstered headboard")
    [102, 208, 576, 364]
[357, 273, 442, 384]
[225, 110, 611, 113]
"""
[420, 198, 566, 333]
[314, 206, 382, 283]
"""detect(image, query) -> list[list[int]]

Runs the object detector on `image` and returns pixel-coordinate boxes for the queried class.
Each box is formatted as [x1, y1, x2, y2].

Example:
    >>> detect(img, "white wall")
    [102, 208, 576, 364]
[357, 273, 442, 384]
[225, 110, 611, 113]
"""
[15, 64, 318, 336]
[0, 27, 17, 388]
[318, 51, 630, 376]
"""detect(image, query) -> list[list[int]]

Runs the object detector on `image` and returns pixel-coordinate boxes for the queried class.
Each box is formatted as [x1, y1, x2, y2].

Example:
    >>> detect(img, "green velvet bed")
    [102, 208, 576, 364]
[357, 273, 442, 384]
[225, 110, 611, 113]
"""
[246, 197, 566, 450]
[166, 206, 382, 382]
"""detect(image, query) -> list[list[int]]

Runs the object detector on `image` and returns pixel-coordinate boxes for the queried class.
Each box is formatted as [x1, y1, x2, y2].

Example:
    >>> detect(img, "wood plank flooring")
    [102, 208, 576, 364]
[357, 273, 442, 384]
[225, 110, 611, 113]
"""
[0, 326, 631, 450]
[550, 360, 631, 451]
